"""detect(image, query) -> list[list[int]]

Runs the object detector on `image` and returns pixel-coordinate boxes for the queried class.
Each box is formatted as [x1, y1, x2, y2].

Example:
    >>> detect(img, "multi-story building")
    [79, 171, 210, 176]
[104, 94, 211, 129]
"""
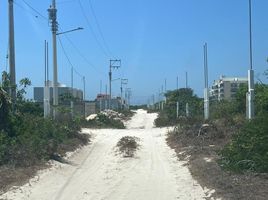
[210, 75, 248, 101]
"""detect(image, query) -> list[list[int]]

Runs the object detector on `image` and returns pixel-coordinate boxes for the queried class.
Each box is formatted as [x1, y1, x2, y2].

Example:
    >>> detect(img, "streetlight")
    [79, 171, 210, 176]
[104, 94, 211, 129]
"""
[56, 27, 83, 36]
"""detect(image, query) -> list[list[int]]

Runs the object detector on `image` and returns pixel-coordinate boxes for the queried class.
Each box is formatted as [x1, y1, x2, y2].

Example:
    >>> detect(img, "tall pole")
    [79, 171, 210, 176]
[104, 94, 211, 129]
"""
[8, 0, 16, 104]
[109, 59, 121, 109]
[185, 72, 188, 88]
[70, 66, 74, 118]
[120, 78, 128, 109]
[83, 76, 85, 100]
[44, 40, 49, 118]
[204, 43, 209, 120]
[100, 80, 102, 111]
[176, 76, 179, 90]
[165, 78, 167, 92]
[109, 62, 112, 109]
[105, 84, 108, 110]
[247, 0, 254, 119]
[120, 80, 123, 109]
[48, 0, 58, 119]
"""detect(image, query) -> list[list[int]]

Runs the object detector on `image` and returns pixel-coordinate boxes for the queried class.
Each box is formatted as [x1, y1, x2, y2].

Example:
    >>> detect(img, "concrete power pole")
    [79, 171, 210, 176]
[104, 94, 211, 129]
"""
[120, 78, 128, 109]
[203, 43, 209, 120]
[8, 0, 16, 104]
[109, 59, 121, 109]
[48, 0, 58, 119]
[247, 0, 254, 120]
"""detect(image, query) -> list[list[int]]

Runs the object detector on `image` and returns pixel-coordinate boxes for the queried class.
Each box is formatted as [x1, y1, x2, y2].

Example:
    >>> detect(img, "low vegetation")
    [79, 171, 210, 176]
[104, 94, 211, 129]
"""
[82, 113, 125, 129]
[116, 136, 140, 157]
[159, 79, 268, 199]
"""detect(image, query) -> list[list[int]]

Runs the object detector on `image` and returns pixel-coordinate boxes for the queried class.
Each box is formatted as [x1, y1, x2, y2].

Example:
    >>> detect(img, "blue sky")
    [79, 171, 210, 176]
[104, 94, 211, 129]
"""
[1, 0, 268, 104]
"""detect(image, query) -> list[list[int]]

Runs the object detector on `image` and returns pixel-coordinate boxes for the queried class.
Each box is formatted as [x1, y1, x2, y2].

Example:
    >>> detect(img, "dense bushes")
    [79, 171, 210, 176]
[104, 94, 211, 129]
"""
[220, 113, 268, 173]
[0, 79, 89, 167]
[0, 112, 88, 167]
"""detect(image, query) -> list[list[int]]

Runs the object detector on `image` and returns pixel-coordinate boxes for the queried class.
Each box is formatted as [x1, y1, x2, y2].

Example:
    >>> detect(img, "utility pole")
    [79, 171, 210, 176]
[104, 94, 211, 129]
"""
[120, 78, 128, 109]
[100, 80, 102, 111]
[8, 0, 16, 105]
[70, 67, 74, 118]
[109, 59, 121, 109]
[204, 43, 209, 120]
[48, 0, 58, 119]
[247, 0, 254, 120]
[126, 88, 131, 109]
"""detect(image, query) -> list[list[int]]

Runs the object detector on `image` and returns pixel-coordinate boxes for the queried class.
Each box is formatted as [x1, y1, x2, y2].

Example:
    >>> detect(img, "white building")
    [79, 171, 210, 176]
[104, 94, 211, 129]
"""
[210, 75, 248, 101]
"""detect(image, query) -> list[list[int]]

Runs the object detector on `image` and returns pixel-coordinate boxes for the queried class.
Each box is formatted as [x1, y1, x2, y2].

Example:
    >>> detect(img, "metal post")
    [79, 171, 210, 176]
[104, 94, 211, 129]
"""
[83, 76, 85, 100]
[185, 72, 188, 88]
[8, 0, 16, 104]
[105, 84, 108, 110]
[247, 0, 254, 119]
[204, 43, 209, 120]
[44, 40, 50, 118]
[176, 76, 179, 90]
[176, 101, 179, 118]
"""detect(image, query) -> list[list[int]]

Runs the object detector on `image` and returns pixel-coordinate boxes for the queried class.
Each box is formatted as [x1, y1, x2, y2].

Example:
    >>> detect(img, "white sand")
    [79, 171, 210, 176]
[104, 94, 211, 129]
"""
[1, 109, 208, 200]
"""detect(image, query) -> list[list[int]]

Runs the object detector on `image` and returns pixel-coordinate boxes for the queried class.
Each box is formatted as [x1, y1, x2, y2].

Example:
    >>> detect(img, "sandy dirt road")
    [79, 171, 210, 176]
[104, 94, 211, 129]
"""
[1, 110, 208, 200]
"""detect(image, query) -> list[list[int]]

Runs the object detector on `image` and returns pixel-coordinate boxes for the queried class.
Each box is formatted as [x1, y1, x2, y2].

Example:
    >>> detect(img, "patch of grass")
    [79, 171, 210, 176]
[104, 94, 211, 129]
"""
[116, 136, 140, 157]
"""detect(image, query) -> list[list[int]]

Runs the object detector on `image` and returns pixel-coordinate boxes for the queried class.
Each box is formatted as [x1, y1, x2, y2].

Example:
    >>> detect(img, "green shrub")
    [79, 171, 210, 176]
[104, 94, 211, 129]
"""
[220, 113, 268, 172]
[0, 113, 88, 167]
[81, 113, 125, 129]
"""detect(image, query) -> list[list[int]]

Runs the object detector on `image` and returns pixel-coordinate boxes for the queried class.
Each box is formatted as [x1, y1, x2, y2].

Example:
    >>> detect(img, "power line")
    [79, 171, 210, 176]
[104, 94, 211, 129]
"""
[20, 0, 48, 20]
[87, 0, 115, 58]
[58, 35, 83, 78]
[60, 30, 106, 76]
[77, 0, 110, 58]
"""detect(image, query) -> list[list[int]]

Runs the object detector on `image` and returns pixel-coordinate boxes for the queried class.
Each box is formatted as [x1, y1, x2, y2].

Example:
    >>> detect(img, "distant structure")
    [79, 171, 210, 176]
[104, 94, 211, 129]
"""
[95, 94, 124, 111]
[210, 75, 248, 101]
[34, 81, 83, 103]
